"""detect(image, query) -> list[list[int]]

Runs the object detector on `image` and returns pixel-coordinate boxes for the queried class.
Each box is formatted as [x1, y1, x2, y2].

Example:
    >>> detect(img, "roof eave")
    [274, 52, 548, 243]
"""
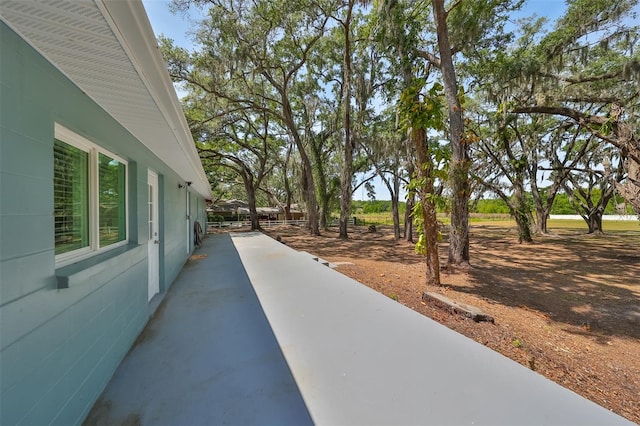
[97, 0, 211, 199]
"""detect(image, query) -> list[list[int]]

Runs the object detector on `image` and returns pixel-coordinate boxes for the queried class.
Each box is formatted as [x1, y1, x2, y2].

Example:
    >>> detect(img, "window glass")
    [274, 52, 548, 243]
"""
[54, 139, 89, 255]
[99, 153, 126, 247]
[53, 124, 128, 264]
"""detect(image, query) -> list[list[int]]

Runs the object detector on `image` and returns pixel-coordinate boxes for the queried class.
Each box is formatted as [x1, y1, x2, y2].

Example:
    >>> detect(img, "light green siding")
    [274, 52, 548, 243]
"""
[0, 22, 207, 425]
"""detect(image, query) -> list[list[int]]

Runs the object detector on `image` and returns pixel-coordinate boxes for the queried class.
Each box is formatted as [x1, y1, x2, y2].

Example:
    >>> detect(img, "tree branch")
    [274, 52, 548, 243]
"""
[415, 49, 441, 68]
[539, 70, 622, 85]
[446, 0, 463, 15]
[511, 105, 605, 124]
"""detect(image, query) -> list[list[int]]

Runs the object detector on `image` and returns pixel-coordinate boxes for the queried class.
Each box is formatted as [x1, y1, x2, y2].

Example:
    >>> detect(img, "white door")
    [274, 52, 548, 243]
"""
[148, 170, 160, 301]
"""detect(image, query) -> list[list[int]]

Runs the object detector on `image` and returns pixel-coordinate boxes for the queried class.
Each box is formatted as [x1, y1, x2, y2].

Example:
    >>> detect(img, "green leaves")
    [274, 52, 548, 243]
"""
[398, 79, 446, 132]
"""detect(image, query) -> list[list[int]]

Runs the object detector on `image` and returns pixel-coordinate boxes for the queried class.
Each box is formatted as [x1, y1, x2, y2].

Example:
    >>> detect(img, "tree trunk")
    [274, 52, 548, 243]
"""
[432, 0, 470, 266]
[283, 145, 293, 221]
[283, 97, 319, 235]
[513, 172, 533, 243]
[391, 194, 400, 241]
[530, 182, 552, 235]
[300, 159, 320, 235]
[310, 137, 331, 229]
[378, 171, 402, 241]
[339, 0, 354, 240]
[529, 163, 567, 236]
[245, 181, 261, 231]
[534, 207, 549, 234]
[586, 210, 604, 234]
[530, 179, 547, 235]
[565, 168, 618, 235]
[404, 140, 416, 243]
[513, 208, 532, 243]
[405, 191, 415, 243]
[617, 158, 640, 213]
[586, 185, 614, 234]
[413, 128, 440, 286]
[320, 193, 330, 229]
[391, 176, 401, 241]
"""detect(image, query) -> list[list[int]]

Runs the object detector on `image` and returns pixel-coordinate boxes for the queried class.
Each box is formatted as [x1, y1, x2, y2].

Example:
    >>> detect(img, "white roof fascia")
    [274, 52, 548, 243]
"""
[96, 0, 211, 199]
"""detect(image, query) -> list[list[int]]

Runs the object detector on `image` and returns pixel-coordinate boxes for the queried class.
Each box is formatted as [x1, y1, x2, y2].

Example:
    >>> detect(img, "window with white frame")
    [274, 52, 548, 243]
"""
[54, 124, 128, 264]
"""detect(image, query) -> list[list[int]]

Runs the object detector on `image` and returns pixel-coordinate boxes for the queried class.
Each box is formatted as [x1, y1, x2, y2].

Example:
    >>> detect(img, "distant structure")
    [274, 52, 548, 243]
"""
[207, 199, 304, 221]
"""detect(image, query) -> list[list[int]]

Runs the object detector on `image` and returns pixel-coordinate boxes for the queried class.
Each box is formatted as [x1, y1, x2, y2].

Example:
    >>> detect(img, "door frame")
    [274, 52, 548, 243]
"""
[186, 188, 191, 253]
[147, 170, 160, 301]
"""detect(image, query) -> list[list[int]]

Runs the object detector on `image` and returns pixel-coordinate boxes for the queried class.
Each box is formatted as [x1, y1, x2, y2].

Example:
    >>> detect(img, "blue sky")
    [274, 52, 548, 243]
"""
[143, 0, 196, 48]
[143, 0, 568, 48]
[141, 0, 568, 200]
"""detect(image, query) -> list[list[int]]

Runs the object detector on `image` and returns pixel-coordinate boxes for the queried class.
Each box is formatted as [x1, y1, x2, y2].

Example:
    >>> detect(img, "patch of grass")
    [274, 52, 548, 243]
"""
[600, 220, 639, 232]
[562, 293, 581, 302]
[469, 214, 512, 222]
[470, 220, 515, 228]
[355, 213, 395, 225]
[547, 219, 589, 230]
[353, 212, 638, 233]
[547, 219, 638, 232]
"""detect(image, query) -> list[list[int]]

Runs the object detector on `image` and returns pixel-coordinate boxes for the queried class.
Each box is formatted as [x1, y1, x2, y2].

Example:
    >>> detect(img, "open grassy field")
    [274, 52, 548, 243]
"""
[356, 212, 639, 233]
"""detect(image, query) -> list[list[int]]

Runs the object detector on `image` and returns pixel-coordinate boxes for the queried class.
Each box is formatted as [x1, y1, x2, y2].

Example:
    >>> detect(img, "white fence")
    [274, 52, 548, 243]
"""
[549, 214, 638, 221]
[207, 219, 307, 233]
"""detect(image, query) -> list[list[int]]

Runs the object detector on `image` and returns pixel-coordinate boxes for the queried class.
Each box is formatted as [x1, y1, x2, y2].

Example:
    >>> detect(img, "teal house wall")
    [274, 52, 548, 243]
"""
[0, 9, 209, 425]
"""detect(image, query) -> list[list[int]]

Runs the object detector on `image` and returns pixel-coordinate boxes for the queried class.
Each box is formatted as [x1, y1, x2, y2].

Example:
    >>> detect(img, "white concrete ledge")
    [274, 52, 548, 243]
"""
[233, 232, 632, 425]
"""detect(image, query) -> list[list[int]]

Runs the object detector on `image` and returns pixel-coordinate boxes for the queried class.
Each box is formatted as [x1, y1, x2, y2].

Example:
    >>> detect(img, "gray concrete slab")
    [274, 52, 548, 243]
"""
[87, 232, 632, 426]
[84, 233, 312, 425]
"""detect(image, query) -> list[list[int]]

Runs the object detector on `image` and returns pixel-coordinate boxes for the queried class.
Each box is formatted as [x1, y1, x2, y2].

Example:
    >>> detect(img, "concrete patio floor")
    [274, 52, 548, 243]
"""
[84, 232, 631, 425]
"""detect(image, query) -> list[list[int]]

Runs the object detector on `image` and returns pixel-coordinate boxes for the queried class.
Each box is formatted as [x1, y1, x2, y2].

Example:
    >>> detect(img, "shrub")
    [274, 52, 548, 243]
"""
[209, 214, 225, 222]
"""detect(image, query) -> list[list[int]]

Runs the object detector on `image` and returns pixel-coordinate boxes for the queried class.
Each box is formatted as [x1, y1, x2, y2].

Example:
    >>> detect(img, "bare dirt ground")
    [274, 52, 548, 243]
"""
[258, 223, 640, 423]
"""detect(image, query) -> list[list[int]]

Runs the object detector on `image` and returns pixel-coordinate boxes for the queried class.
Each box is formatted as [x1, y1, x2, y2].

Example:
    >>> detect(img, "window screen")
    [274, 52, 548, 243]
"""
[54, 139, 89, 255]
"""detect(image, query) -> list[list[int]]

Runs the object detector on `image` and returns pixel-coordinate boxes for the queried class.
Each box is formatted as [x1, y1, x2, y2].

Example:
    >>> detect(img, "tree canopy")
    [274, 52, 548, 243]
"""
[161, 0, 639, 286]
